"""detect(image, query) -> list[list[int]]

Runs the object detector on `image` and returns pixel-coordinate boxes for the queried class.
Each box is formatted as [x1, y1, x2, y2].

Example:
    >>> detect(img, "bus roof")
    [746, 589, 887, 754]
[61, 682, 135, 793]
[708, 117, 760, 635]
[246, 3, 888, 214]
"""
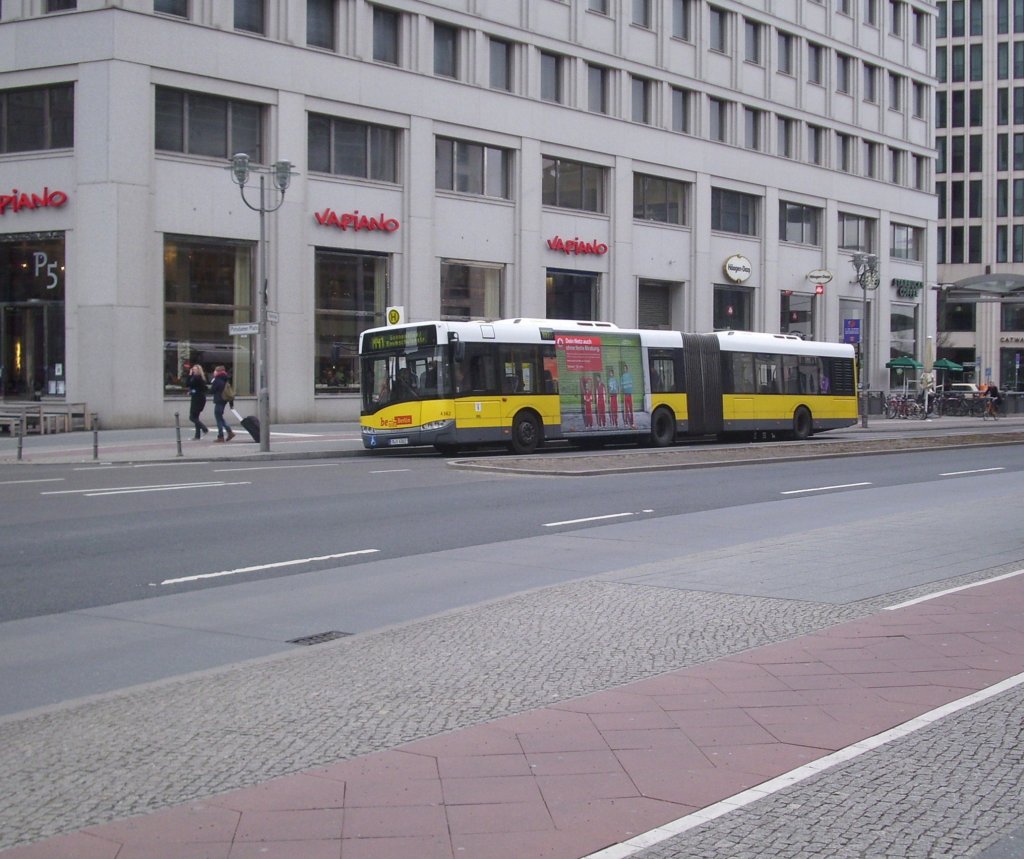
[713, 330, 854, 358]
[359, 319, 854, 355]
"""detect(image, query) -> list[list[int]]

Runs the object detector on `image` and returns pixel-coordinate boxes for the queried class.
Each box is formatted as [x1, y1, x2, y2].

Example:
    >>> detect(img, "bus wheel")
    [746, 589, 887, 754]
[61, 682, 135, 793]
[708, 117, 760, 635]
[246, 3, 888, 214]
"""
[650, 407, 676, 447]
[792, 406, 813, 440]
[509, 411, 541, 455]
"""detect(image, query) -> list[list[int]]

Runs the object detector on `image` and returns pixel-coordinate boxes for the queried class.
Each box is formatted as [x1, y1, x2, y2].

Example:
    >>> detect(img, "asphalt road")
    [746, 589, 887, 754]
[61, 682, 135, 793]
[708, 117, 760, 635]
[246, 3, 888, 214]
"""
[2, 443, 1023, 716]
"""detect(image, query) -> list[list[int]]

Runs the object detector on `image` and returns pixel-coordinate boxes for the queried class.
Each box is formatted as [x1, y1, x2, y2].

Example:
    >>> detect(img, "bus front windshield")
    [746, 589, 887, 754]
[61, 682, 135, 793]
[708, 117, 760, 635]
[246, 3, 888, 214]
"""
[361, 345, 450, 413]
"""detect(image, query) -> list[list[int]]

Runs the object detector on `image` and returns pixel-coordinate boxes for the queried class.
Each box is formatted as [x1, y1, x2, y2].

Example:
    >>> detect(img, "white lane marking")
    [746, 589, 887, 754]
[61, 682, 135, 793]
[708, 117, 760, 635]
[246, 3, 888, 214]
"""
[0, 478, 65, 485]
[581, 669, 1024, 859]
[543, 510, 653, 528]
[86, 482, 251, 497]
[939, 466, 1005, 476]
[42, 481, 246, 496]
[370, 469, 412, 474]
[159, 549, 380, 585]
[780, 482, 872, 495]
[886, 567, 1024, 610]
[213, 463, 340, 473]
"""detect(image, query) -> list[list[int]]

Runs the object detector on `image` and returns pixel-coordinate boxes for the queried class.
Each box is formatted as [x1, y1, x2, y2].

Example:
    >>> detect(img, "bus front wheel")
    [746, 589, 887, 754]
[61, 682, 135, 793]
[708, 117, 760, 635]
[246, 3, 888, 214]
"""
[509, 411, 542, 455]
[792, 406, 813, 440]
[650, 407, 676, 447]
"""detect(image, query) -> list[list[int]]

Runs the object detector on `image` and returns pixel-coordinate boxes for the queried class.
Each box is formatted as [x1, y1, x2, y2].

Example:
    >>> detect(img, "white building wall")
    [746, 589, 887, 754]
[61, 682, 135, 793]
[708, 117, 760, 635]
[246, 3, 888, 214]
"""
[0, 0, 937, 425]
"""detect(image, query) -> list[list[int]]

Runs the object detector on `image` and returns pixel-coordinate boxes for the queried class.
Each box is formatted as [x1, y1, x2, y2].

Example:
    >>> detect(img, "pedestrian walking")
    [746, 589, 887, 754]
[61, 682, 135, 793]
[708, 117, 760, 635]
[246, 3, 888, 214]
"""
[186, 363, 209, 439]
[210, 365, 236, 442]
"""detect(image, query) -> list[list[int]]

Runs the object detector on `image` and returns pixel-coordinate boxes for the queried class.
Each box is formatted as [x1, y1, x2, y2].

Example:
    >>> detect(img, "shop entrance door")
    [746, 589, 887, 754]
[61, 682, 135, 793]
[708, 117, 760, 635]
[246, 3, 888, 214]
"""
[2, 303, 62, 399]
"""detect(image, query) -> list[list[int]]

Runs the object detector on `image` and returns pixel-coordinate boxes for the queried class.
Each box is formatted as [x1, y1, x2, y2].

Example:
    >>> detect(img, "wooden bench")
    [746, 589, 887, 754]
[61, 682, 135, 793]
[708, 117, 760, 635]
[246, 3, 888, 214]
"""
[41, 402, 92, 432]
[0, 414, 27, 436]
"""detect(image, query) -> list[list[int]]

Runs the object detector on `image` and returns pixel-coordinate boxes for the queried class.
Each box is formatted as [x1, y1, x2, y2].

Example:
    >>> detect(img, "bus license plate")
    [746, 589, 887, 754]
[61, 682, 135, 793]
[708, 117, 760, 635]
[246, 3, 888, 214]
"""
[388, 438, 409, 446]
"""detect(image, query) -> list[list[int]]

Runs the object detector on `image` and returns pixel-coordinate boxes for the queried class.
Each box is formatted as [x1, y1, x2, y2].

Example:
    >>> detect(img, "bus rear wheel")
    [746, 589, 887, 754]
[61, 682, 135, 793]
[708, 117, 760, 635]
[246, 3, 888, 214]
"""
[650, 407, 676, 447]
[792, 406, 813, 440]
[509, 411, 542, 455]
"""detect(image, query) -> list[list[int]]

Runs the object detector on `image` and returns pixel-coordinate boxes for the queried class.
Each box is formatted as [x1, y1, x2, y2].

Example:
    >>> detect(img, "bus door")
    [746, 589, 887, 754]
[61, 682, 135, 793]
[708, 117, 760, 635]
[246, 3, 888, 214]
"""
[454, 346, 503, 432]
[682, 334, 724, 434]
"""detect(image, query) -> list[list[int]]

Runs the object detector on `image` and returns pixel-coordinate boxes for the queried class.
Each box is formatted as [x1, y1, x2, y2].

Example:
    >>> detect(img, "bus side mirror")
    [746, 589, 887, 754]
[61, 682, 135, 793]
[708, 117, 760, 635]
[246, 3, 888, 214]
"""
[449, 333, 465, 363]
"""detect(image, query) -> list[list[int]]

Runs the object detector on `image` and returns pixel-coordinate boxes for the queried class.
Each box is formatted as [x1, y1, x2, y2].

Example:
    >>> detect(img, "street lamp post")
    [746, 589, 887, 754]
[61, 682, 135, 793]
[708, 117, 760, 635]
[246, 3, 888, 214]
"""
[851, 252, 880, 428]
[229, 154, 294, 453]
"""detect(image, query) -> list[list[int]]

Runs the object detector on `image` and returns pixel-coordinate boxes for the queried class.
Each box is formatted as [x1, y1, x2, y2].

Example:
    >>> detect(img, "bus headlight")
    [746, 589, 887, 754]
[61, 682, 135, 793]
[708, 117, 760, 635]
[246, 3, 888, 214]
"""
[421, 419, 454, 432]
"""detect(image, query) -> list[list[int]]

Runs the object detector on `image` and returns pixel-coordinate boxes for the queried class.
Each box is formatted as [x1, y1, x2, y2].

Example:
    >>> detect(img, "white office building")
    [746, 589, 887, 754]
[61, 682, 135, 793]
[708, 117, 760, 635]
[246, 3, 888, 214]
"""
[0, 0, 936, 426]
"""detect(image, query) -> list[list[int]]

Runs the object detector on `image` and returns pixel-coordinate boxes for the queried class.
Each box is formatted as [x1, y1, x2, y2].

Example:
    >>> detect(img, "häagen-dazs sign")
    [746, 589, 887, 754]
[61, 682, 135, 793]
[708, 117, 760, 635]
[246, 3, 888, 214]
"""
[723, 254, 752, 283]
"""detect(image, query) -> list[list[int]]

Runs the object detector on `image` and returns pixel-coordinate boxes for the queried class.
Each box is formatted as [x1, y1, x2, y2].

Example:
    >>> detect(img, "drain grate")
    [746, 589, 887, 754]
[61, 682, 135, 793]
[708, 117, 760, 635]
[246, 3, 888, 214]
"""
[287, 630, 352, 646]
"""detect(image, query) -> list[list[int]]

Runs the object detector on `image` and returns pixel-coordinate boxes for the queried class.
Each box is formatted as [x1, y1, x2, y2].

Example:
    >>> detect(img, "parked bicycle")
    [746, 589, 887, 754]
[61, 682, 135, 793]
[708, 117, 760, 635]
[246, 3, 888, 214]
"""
[882, 393, 925, 419]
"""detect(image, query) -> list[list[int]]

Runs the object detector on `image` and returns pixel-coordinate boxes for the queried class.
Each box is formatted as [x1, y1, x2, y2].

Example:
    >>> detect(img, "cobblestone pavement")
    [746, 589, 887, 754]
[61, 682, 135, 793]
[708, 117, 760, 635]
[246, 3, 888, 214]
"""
[2, 557, 1023, 853]
[633, 680, 1024, 859]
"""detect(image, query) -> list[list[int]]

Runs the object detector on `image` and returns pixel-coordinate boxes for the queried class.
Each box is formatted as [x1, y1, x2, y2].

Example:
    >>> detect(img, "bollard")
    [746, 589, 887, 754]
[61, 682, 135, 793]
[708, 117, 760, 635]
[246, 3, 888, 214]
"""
[16, 420, 23, 461]
[92, 415, 99, 461]
[174, 412, 183, 457]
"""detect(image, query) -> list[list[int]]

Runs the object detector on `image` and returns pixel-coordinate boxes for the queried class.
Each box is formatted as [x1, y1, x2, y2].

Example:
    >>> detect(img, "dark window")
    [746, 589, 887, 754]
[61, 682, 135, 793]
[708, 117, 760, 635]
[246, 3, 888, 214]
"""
[712, 188, 759, 236]
[155, 0, 188, 15]
[234, 0, 264, 33]
[373, 7, 400, 64]
[45, 0, 76, 10]
[307, 0, 335, 49]
[435, 137, 510, 199]
[307, 114, 398, 182]
[634, 174, 688, 225]
[156, 87, 261, 161]
[0, 84, 73, 153]
[542, 157, 605, 213]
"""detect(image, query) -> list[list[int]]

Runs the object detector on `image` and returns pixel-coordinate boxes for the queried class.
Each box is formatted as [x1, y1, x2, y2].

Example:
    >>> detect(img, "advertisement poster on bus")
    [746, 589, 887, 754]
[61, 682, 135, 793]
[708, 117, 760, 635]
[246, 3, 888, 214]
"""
[554, 331, 648, 434]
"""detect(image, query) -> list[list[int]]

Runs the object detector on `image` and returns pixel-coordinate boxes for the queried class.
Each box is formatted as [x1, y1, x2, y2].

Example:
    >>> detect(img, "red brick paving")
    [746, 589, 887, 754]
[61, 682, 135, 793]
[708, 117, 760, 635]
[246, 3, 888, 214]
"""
[5, 574, 1024, 859]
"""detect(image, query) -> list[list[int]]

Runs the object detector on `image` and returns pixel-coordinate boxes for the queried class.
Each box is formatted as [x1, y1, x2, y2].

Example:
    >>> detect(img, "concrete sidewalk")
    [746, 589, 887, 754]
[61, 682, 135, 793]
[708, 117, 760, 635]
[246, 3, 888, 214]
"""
[2, 413, 1024, 467]
[3, 569, 1024, 858]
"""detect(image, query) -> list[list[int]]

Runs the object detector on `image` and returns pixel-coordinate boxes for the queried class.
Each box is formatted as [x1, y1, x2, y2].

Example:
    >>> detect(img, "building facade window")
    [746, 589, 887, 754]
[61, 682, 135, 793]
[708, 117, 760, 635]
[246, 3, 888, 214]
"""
[672, 87, 692, 132]
[0, 84, 73, 153]
[864, 64, 878, 102]
[781, 292, 815, 338]
[777, 116, 795, 158]
[490, 38, 512, 91]
[864, 140, 880, 177]
[744, 107, 762, 150]
[837, 132, 853, 171]
[372, 6, 400, 65]
[808, 43, 825, 84]
[315, 249, 389, 392]
[433, 22, 459, 78]
[45, 0, 76, 11]
[672, 0, 692, 39]
[779, 201, 821, 244]
[234, 0, 264, 34]
[540, 52, 564, 103]
[588, 64, 609, 113]
[836, 54, 852, 93]
[155, 0, 188, 16]
[307, 114, 398, 182]
[709, 97, 729, 142]
[435, 137, 510, 199]
[744, 19, 762, 64]
[889, 72, 903, 110]
[546, 270, 599, 320]
[808, 124, 825, 164]
[712, 188, 759, 235]
[156, 87, 261, 161]
[778, 32, 794, 74]
[633, 0, 652, 28]
[164, 235, 255, 398]
[838, 212, 876, 251]
[714, 286, 752, 330]
[589, 0, 610, 13]
[307, 0, 335, 49]
[710, 7, 729, 52]
[0, 233, 66, 400]
[542, 157, 605, 213]
[890, 223, 922, 259]
[441, 260, 503, 320]
[631, 76, 653, 123]
[634, 173, 689, 225]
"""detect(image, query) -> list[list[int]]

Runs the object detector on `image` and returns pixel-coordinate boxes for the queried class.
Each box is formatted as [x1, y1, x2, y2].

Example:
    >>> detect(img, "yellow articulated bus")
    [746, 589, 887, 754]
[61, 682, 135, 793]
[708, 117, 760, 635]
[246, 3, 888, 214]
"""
[359, 318, 858, 455]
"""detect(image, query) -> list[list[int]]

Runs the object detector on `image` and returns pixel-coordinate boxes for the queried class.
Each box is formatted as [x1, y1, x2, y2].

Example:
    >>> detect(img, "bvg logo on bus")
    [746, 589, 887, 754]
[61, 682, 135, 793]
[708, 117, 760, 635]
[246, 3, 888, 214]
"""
[380, 415, 413, 428]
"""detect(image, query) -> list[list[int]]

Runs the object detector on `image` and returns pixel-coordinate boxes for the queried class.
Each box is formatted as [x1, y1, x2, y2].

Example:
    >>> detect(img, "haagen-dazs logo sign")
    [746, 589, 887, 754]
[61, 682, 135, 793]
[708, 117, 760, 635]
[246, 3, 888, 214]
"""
[724, 254, 752, 283]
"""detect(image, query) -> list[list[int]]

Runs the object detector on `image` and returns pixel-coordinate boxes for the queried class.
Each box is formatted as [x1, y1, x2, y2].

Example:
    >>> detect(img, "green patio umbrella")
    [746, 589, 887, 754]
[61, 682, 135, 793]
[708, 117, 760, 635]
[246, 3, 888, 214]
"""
[932, 358, 963, 372]
[885, 356, 924, 369]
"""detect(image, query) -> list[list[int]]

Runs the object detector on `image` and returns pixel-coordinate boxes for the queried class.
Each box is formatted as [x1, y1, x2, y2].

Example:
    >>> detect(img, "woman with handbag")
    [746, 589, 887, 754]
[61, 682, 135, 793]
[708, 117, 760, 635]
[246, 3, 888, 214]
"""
[186, 364, 209, 440]
[209, 365, 236, 442]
